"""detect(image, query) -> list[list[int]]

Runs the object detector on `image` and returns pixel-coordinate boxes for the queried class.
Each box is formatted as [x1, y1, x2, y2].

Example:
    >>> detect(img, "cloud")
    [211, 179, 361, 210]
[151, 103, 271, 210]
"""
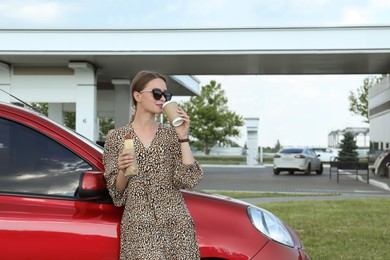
[0, 1, 72, 25]
[337, 0, 390, 26]
[368, 0, 390, 8]
[340, 5, 369, 25]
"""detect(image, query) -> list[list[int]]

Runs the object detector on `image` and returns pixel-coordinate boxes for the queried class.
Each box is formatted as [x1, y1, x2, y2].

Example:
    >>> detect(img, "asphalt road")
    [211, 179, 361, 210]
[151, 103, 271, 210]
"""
[196, 165, 390, 203]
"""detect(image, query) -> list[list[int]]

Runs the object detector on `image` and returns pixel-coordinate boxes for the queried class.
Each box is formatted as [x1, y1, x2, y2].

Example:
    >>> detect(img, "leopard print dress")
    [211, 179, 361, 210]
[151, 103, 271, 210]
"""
[103, 123, 203, 260]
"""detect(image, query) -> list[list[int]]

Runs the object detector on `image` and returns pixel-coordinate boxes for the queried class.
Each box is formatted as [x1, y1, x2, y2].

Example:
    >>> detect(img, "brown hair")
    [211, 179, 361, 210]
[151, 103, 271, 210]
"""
[129, 70, 167, 123]
[130, 70, 167, 105]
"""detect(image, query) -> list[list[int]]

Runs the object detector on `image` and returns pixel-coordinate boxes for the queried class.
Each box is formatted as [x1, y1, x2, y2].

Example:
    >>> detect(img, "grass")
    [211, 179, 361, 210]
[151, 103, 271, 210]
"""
[194, 155, 247, 165]
[211, 191, 340, 199]
[261, 199, 390, 259]
[195, 156, 274, 165]
[211, 191, 390, 259]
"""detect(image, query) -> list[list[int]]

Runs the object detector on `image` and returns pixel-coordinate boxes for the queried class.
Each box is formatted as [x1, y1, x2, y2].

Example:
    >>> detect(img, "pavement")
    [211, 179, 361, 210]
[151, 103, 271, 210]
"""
[200, 163, 390, 204]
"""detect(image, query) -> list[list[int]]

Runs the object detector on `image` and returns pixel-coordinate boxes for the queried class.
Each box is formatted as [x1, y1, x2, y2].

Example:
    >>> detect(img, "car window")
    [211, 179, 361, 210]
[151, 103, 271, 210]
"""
[280, 148, 303, 154]
[315, 148, 330, 153]
[0, 118, 92, 197]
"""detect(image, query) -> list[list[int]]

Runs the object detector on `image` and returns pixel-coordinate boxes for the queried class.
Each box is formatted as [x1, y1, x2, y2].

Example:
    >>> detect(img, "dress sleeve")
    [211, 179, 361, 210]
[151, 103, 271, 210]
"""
[171, 132, 203, 189]
[103, 129, 129, 207]
[173, 159, 203, 189]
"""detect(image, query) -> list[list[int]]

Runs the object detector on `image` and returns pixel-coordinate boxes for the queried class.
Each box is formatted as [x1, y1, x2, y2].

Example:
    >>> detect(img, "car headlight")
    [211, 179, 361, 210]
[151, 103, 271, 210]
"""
[247, 205, 294, 247]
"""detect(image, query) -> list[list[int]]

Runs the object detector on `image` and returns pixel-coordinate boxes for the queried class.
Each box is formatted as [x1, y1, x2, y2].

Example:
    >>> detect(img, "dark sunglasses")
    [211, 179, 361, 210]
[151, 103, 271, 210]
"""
[139, 88, 173, 101]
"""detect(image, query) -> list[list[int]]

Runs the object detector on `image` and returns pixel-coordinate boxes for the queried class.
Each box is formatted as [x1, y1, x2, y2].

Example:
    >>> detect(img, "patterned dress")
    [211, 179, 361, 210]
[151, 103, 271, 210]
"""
[103, 123, 203, 260]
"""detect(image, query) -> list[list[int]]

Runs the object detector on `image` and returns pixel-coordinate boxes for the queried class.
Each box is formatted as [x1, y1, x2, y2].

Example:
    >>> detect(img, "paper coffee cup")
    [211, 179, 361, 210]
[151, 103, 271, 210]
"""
[163, 100, 183, 127]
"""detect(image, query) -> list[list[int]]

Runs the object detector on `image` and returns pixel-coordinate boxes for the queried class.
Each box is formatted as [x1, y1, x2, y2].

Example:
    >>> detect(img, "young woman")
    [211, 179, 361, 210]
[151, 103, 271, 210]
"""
[103, 70, 203, 259]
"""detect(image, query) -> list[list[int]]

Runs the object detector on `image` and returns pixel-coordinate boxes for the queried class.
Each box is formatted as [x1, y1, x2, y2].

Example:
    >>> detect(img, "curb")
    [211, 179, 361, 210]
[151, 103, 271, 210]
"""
[201, 164, 267, 168]
[369, 179, 390, 191]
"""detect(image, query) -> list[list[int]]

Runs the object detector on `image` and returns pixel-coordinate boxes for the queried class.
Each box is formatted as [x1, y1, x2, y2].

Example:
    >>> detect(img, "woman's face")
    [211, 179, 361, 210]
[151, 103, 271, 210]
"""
[138, 78, 169, 114]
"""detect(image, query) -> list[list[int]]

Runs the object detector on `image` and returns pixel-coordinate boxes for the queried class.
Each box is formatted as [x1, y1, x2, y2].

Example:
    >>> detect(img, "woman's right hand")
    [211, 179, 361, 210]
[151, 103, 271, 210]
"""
[118, 150, 134, 172]
[115, 150, 134, 191]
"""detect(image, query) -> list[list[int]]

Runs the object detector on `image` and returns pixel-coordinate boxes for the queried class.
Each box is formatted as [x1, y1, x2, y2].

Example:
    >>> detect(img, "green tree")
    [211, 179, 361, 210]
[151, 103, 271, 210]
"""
[64, 111, 76, 130]
[31, 102, 48, 115]
[348, 75, 384, 123]
[274, 139, 282, 152]
[99, 117, 115, 140]
[180, 80, 244, 155]
[338, 131, 358, 162]
[31, 102, 76, 130]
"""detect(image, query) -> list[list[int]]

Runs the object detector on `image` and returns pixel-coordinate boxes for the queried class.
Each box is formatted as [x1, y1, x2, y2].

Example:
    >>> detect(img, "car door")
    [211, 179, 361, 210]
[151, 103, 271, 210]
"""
[0, 117, 122, 259]
[306, 149, 321, 170]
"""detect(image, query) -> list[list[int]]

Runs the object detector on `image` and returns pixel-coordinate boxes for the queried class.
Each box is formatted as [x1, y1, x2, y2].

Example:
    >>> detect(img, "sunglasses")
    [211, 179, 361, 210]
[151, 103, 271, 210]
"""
[139, 88, 173, 101]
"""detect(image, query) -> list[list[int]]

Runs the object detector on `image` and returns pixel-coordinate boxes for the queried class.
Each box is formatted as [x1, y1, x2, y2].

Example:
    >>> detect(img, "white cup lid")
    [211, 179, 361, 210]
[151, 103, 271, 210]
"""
[162, 100, 176, 108]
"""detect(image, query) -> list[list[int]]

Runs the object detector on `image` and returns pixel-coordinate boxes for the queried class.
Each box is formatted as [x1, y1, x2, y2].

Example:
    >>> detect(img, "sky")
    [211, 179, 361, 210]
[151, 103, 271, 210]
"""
[1, 0, 389, 147]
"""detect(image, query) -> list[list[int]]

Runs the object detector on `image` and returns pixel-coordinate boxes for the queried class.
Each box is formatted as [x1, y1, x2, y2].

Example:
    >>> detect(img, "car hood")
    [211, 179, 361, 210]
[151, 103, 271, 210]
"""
[182, 189, 307, 259]
[182, 189, 266, 259]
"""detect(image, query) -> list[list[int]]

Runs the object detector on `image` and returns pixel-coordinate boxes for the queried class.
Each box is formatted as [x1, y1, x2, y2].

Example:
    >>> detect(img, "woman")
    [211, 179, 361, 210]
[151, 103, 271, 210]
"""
[103, 70, 203, 259]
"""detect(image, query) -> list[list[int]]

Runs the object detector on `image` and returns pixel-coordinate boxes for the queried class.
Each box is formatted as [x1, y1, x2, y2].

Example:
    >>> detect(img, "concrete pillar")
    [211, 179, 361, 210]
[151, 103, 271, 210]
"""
[245, 117, 260, 166]
[48, 103, 64, 125]
[112, 79, 131, 128]
[0, 62, 11, 103]
[68, 62, 97, 141]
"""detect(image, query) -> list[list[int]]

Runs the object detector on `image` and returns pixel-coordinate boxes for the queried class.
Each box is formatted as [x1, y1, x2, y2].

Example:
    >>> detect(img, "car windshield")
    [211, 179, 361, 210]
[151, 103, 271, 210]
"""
[280, 148, 303, 154]
[33, 109, 104, 153]
[7, 103, 104, 153]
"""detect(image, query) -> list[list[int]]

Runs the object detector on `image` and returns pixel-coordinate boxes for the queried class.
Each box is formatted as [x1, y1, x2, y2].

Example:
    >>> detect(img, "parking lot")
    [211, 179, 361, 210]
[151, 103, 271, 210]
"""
[197, 164, 390, 203]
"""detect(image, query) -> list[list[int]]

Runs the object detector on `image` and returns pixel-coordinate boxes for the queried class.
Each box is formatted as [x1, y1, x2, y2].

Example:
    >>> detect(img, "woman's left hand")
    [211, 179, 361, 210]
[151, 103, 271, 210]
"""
[175, 107, 190, 139]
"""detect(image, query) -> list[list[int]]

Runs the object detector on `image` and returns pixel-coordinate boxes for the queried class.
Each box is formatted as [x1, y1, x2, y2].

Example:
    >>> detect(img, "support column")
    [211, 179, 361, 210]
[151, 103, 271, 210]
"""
[112, 79, 131, 128]
[48, 103, 64, 125]
[245, 118, 260, 166]
[68, 62, 97, 142]
[0, 62, 11, 103]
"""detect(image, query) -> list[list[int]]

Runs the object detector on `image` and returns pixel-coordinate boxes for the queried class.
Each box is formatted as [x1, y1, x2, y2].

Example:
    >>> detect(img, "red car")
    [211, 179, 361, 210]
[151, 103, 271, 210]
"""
[0, 101, 310, 259]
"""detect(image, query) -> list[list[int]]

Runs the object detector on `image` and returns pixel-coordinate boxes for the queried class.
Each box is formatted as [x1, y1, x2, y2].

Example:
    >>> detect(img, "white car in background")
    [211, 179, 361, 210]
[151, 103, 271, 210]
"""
[312, 147, 339, 162]
[273, 147, 323, 175]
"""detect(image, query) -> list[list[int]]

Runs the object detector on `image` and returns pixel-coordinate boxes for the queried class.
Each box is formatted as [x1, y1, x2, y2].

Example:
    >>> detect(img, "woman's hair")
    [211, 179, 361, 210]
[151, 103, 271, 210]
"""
[129, 70, 167, 122]
[130, 70, 167, 105]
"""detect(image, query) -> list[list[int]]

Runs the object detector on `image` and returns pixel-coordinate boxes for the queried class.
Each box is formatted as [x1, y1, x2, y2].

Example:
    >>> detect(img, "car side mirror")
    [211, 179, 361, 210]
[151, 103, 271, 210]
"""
[78, 170, 110, 199]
